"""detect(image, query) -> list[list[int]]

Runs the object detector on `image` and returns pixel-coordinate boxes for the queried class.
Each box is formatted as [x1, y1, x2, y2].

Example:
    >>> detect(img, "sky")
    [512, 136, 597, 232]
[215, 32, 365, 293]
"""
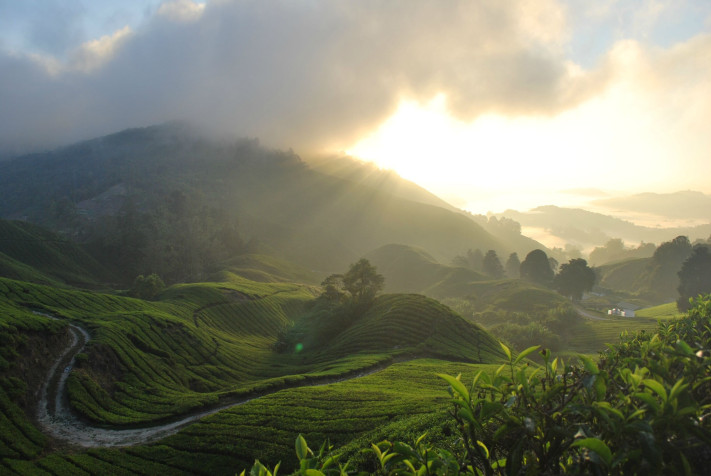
[1, 0, 711, 214]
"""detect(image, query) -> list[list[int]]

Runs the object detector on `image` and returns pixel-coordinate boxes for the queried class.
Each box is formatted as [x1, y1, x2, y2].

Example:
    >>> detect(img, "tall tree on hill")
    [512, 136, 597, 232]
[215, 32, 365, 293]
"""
[342, 258, 385, 304]
[520, 249, 554, 286]
[553, 258, 596, 301]
[452, 248, 484, 271]
[677, 244, 711, 311]
[482, 250, 505, 278]
[505, 252, 521, 278]
[641, 235, 693, 301]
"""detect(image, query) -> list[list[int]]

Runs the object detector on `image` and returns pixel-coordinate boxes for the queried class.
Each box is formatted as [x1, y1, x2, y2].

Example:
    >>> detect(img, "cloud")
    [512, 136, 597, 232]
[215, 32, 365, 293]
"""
[0, 0, 705, 158]
[157, 0, 206, 22]
[63, 26, 134, 74]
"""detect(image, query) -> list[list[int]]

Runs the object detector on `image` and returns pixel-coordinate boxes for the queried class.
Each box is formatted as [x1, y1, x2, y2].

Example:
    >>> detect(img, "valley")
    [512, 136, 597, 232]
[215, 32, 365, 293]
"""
[0, 126, 708, 474]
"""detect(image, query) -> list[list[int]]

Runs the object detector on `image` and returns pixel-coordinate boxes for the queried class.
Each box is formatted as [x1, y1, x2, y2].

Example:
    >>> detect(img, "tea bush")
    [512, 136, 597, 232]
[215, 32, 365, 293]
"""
[242, 294, 711, 475]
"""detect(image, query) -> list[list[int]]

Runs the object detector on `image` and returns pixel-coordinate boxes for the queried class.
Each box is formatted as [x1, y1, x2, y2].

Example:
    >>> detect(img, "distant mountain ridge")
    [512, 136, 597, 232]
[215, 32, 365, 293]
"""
[592, 190, 711, 221]
[499, 205, 711, 250]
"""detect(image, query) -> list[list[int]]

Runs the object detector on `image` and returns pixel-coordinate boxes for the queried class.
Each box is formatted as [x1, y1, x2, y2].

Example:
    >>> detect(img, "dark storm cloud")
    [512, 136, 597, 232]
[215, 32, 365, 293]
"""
[0, 0, 603, 155]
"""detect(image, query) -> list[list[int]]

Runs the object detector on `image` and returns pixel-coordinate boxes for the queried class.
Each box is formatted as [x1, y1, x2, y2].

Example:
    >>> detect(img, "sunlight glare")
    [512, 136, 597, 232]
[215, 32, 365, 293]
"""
[347, 88, 681, 213]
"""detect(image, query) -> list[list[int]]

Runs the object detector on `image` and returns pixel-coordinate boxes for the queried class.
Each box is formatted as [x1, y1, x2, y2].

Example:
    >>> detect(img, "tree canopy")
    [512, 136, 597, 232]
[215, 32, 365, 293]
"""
[322, 258, 385, 305]
[677, 244, 711, 311]
[520, 249, 554, 285]
[505, 252, 520, 278]
[642, 235, 693, 301]
[553, 258, 596, 301]
[482, 250, 504, 278]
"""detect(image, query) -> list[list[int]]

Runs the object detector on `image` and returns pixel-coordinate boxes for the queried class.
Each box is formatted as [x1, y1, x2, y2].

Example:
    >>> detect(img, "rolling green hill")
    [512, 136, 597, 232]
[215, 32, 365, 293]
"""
[0, 268, 507, 474]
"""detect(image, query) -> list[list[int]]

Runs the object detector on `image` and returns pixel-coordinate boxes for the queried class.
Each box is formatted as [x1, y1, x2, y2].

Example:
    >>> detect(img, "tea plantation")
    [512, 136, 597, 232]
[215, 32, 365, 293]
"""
[0, 271, 507, 474]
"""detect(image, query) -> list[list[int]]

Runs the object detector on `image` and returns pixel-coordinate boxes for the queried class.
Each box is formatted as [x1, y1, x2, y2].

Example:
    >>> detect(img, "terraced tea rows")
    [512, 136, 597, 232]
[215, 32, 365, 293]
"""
[1, 270, 510, 474]
[321, 294, 503, 363]
[1, 277, 333, 425]
[9, 359, 495, 475]
[566, 316, 660, 353]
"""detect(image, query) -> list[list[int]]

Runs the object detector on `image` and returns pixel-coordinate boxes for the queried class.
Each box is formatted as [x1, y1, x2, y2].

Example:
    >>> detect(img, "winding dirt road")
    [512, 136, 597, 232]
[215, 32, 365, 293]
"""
[34, 315, 399, 448]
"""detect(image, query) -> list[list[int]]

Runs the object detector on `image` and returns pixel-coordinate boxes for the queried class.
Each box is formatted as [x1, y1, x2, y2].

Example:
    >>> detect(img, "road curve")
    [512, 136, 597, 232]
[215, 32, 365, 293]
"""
[35, 316, 399, 448]
[574, 305, 609, 321]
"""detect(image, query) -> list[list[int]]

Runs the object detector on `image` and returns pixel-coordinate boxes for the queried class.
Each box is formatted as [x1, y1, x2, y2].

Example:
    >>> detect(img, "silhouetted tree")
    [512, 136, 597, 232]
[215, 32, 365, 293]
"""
[643, 236, 693, 300]
[482, 250, 505, 278]
[520, 249, 554, 285]
[553, 259, 596, 301]
[505, 252, 521, 278]
[342, 258, 385, 304]
[452, 248, 484, 271]
[677, 244, 711, 311]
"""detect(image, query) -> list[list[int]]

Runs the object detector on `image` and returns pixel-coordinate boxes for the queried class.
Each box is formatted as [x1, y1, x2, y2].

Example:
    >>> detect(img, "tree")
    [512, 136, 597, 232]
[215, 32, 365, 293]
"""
[677, 244, 711, 311]
[505, 252, 521, 278]
[342, 258, 385, 304]
[520, 249, 554, 285]
[644, 235, 693, 301]
[129, 273, 165, 300]
[482, 250, 504, 278]
[553, 258, 596, 301]
[320, 274, 345, 302]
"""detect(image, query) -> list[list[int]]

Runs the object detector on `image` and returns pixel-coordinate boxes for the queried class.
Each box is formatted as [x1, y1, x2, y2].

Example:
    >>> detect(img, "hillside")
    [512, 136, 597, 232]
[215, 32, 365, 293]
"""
[0, 219, 111, 286]
[595, 257, 651, 294]
[365, 244, 485, 297]
[0, 124, 514, 278]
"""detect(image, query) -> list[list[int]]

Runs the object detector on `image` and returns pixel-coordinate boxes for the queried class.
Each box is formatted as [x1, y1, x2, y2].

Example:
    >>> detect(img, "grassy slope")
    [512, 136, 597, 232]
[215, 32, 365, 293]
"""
[636, 302, 684, 319]
[595, 257, 650, 294]
[0, 219, 110, 287]
[310, 294, 503, 364]
[563, 316, 660, 354]
[465, 280, 567, 314]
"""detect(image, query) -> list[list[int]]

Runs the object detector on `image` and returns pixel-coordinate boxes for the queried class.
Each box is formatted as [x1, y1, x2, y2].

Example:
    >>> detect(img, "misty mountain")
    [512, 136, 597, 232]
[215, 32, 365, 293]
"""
[499, 205, 711, 250]
[592, 191, 711, 221]
[0, 123, 544, 279]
